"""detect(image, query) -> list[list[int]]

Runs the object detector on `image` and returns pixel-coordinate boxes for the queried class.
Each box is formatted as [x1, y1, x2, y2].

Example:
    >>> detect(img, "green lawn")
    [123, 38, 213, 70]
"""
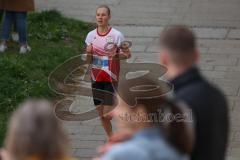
[0, 10, 93, 146]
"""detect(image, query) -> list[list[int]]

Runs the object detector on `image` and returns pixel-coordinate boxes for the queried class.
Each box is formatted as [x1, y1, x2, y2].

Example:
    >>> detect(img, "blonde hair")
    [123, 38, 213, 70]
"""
[96, 5, 111, 15]
[5, 99, 69, 160]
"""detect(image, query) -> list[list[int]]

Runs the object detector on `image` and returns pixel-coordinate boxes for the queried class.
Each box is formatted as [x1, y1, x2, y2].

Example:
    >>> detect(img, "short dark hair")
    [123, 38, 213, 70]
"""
[160, 25, 196, 62]
[97, 5, 111, 16]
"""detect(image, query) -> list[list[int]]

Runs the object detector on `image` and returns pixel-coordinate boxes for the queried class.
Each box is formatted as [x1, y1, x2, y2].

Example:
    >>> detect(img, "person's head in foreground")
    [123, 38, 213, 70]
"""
[159, 25, 199, 79]
[100, 78, 193, 160]
[2, 99, 69, 160]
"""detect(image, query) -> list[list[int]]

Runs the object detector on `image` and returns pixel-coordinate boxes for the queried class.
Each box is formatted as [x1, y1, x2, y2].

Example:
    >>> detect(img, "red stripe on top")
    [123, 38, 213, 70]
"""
[97, 27, 112, 37]
[93, 46, 107, 55]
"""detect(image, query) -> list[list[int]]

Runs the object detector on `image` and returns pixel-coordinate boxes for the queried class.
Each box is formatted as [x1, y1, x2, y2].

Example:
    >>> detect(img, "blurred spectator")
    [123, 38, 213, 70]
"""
[96, 78, 193, 160]
[0, 99, 74, 160]
[0, 0, 34, 54]
[159, 25, 229, 160]
[0, 3, 18, 43]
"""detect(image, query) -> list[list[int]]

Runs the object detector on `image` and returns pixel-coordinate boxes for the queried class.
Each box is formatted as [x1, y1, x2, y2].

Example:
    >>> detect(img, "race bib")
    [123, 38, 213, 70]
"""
[92, 56, 109, 68]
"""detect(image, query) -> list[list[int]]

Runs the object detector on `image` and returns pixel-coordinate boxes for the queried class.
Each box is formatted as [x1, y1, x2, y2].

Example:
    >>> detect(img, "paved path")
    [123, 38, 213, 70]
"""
[36, 0, 240, 160]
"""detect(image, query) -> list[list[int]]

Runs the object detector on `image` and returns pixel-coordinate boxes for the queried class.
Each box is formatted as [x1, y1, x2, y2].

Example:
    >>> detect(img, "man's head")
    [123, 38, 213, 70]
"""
[159, 25, 199, 77]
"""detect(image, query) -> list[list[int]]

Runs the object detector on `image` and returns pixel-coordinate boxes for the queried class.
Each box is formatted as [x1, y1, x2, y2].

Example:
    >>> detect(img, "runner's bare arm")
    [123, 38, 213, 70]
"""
[86, 44, 93, 64]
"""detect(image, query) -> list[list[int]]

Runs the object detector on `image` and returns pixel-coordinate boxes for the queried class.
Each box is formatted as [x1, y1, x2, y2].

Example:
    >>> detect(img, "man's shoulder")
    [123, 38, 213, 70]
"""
[175, 78, 226, 109]
[177, 77, 222, 96]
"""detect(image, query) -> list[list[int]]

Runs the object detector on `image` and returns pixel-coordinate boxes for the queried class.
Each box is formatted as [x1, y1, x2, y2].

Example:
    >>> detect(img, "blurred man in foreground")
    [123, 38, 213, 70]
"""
[159, 25, 229, 160]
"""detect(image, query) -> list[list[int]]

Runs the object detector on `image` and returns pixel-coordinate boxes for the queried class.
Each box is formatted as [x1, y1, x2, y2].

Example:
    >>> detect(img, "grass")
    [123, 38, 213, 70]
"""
[0, 10, 93, 146]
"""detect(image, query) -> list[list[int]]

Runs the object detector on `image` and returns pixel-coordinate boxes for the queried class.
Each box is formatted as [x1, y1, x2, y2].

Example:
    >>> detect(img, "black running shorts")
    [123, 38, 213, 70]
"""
[91, 81, 118, 106]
